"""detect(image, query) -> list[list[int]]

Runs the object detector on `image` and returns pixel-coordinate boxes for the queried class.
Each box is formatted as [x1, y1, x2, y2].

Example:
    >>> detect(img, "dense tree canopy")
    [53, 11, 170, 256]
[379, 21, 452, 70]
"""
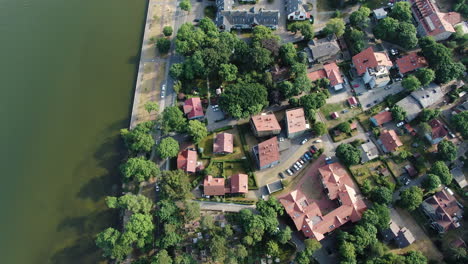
[106, 193, 154, 214]
[346, 28, 366, 54]
[337, 121, 351, 133]
[156, 137, 180, 159]
[157, 38, 171, 54]
[418, 109, 440, 122]
[402, 75, 421, 91]
[350, 7, 371, 29]
[389, 2, 413, 22]
[161, 106, 186, 134]
[361, 204, 390, 231]
[152, 250, 173, 264]
[422, 174, 441, 191]
[438, 139, 458, 161]
[163, 26, 173, 37]
[391, 105, 407, 121]
[452, 111, 468, 138]
[218, 63, 238, 82]
[288, 21, 315, 40]
[120, 157, 160, 182]
[399, 186, 423, 211]
[312, 122, 327, 136]
[336, 143, 361, 165]
[124, 213, 155, 249]
[324, 18, 346, 37]
[415, 68, 435, 87]
[179, 0, 191, 12]
[430, 161, 452, 185]
[121, 122, 155, 154]
[159, 170, 193, 200]
[371, 186, 393, 205]
[374, 17, 418, 49]
[187, 120, 207, 144]
[219, 81, 268, 119]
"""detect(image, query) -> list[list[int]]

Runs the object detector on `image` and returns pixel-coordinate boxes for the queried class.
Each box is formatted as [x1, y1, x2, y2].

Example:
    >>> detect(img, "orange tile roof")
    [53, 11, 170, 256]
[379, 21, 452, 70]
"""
[230, 173, 248, 194]
[203, 175, 226, 196]
[307, 69, 327, 82]
[352, 47, 392, 75]
[409, 0, 457, 37]
[251, 114, 281, 132]
[256, 137, 280, 168]
[379, 130, 403, 152]
[177, 149, 197, 173]
[396, 52, 428, 74]
[183, 97, 204, 119]
[371, 111, 393, 126]
[286, 108, 307, 134]
[323, 62, 344, 86]
[429, 119, 448, 140]
[213, 133, 234, 154]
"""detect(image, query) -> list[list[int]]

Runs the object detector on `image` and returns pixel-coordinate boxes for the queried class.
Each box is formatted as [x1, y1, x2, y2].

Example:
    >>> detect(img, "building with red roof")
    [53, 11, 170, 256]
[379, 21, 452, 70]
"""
[396, 52, 428, 74]
[378, 129, 403, 153]
[252, 137, 280, 170]
[330, 112, 339, 119]
[409, 0, 461, 41]
[250, 113, 281, 137]
[177, 149, 198, 173]
[203, 175, 226, 196]
[352, 47, 393, 88]
[213, 133, 234, 154]
[370, 111, 393, 126]
[286, 108, 308, 138]
[183, 97, 204, 120]
[307, 62, 344, 91]
[425, 119, 448, 145]
[421, 189, 464, 233]
[279, 163, 367, 241]
[348, 97, 358, 106]
[230, 173, 248, 194]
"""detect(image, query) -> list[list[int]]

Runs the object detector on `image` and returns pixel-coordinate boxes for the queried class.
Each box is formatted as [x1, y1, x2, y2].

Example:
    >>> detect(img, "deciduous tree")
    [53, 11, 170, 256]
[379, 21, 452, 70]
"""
[95, 228, 132, 261]
[120, 157, 160, 182]
[418, 108, 440, 122]
[389, 2, 412, 22]
[144, 101, 159, 114]
[371, 186, 393, 205]
[422, 174, 441, 191]
[121, 122, 155, 153]
[415, 68, 435, 86]
[187, 120, 207, 144]
[163, 26, 173, 37]
[179, 0, 191, 12]
[106, 193, 154, 214]
[402, 75, 421, 91]
[324, 18, 346, 37]
[161, 106, 186, 134]
[391, 105, 407, 121]
[312, 122, 327, 136]
[438, 139, 457, 161]
[157, 38, 171, 54]
[219, 82, 268, 119]
[430, 161, 452, 185]
[152, 250, 173, 264]
[399, 186, 423, 211]
[218, 63, 238, 82]
[156, 137, 179, 159]
[337, 121, 351, 133]
[159, 170, 193, 200]
[452, 111, 468, 138]
[350, 7, 371, 29]
[336, 143, 361, 165]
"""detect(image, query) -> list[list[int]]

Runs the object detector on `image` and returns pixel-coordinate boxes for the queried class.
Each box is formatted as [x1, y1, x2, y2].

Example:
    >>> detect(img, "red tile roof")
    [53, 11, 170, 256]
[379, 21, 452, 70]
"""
[307, 69, 327, 82]
[323, 62, 344, 86]
[256, 137, 280, 168]
[203, 175, 226, 196]
[379, 130, 403, 152]
[330, 112, 339, 119]
[423, 189, 463, 231]
[443, 12, 462, 25]
[177, 149, 198, 173]
[371, 111, 393, 126]
[409, 0, 458, 37]
[352, 47, 392, 75]
[213, 133, 234, 154]
[286, 108, 307, 134]
[183, 97, 204, 119]
[230, 173, 248, 194]
[350, 121, 358, 130]
[280, 163, 367, 241]
[396, 52, 428, 74]
[251, 114, 281, 132]
[429, 119, 448, 140]
[348, 97, 358, 106]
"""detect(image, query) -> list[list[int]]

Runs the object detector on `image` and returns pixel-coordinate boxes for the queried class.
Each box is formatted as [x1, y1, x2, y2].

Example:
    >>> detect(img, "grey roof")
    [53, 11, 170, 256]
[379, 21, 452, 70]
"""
[285, 0, 305, 14]
[307, 35, 340, 61]
[373, 8, 388, 19]
[381, 221, 399, 241]
[360, 141, 379, 163]
[451, 167, 467, 188]
[396, 96, 422, 122]
[396, 228, 415, 248]
[215, 0, 279, 31]
[410, 83, 443, 108]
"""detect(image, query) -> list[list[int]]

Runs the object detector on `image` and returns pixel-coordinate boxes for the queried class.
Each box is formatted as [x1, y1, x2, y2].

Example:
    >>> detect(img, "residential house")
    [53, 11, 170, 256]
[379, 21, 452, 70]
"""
[420, 189, 464, 233]
[203, 175, 226, 196]
[409, 0, 462, 41]
[215, 0, 279, 31]
[425, 119, 448, 145]
[177, 149, 198, 173]
[285, 0, 308, 21]
[396, 52, 428, 75]
[307, 62, 344, 91]
[230, 173, 248, 194]
[250, 113, 281, 137]
[451, 167, 467, 188]
[370, 111, 393, 126]
[213, 133, 234, 154]
[279, 163, 367, 241]
[396, 83, 444, 122]
[454, 99, 468, 114]
[382, 221, 415, 248]
[352, 47, 393, 88]
[306, 35, 341, 63]
[285, 108, 308, 138]
[373, 8, 387, 20]
[378, 129, 403, 153]
[183, 97, 204, 120]
[252, 137, 280, 170]
[360, 141, 379, 163]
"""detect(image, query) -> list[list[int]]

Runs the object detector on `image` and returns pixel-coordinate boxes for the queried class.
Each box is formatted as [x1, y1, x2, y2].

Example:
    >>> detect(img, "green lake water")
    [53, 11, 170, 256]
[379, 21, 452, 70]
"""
[0, 0, 146, 262]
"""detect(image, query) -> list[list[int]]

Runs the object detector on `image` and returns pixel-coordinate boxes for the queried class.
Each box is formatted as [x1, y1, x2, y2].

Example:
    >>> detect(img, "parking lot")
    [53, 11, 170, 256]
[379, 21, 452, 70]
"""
[353, 80, 404, 110]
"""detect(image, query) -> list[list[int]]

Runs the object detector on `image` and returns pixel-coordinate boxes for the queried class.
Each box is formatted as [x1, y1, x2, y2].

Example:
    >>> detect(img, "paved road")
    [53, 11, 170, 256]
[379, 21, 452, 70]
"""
[392, 174, 426, 202]
[195, 201, 256, 212]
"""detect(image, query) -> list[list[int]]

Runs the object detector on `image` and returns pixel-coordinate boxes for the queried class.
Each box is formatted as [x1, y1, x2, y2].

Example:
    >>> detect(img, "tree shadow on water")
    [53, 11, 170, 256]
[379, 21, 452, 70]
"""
[50, 236, 103, 264]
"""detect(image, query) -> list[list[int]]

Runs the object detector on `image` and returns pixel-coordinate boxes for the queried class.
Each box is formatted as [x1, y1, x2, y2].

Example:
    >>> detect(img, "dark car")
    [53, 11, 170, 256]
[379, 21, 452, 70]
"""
[193, 18, 200, 22]
[311, 145, 318, 151]
[279, 172, 285, 179]
[366, 104, 371, 107]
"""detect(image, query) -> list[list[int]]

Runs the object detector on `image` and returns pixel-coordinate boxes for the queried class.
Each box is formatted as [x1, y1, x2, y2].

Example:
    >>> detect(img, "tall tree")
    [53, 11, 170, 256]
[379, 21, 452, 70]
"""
[152, 250, 173, 264]
[371, 186, 393, 205]
[430, 161, 452, 185]
[124, 213, 155, 249]
[179, 0, 191, 12]
[391, 105, 407, 121]
[312, 122, 327, 136]
[422, 174, 441, 191]
[452, 111, 468, 138]
[350, 7, 371, 29]
[280, 43, 298, 66]
[389, 2, 413, 22]
[120, 157, 160, 182]
[95, 228, 132, 261]
[219, 82, 268, 119]
[218, 63, 238, 82]
[415, 68, 435, 86]
[187, 120, 207, 144]
[336, 143, 361, 165]
[156, 137, 180, 159]
[438, 139, 457, 161]
[418, 109, 440, 122]
[163, 26, 173, 37]
[121, 121, 155, 153]
[159, 170, 193, 200]
[161, 106, 186, 134]
[399, 186, 423, 211]
[324, 18, 346, 37]
[106, 193, 154, 214]
[346, 28, 366, 54]
[402, 75, 421, 91]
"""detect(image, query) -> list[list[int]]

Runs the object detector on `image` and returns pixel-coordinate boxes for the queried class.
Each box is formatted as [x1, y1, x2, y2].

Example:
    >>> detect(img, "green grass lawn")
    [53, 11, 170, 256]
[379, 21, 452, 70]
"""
[350, 160, 396, 190]
[224, 161, 247, 176]
[198, 128, 245, 160]
[320, 102, 361, 128]
[363, 0, 388, 9]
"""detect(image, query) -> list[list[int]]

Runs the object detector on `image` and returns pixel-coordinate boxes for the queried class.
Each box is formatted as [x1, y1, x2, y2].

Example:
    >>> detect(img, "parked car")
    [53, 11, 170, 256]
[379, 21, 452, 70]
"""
[449, 132, 456, 138]
[400, 176, 410, 185]
[279, 172, 285, 179]
[298, 159, 305, 165]
[325, 156, 333, 164]
[301, 138, 308, 145]
[395, 77, 402, 81]
[366, 104, 371, 107]
[278, 137, 285, 142]
[286, 169, 293, 176]
[293, 164, 299, 171]
[311, 145, 318, 151]
[155, 184, 160, 192]
[396, 121, 405, 127]
[353, 84, 360, 88]
[296, 161, 303, 168]
[161, 84, 166, 91]
[161, 90, 165, 98]
[314, 139, 322, 143]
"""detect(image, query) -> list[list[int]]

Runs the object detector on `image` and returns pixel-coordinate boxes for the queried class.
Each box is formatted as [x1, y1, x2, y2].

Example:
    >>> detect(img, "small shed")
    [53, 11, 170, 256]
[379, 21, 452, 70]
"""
[348, 96, 358, 106]
[373, 8, 388, 20]
[330, 112, 340, 119]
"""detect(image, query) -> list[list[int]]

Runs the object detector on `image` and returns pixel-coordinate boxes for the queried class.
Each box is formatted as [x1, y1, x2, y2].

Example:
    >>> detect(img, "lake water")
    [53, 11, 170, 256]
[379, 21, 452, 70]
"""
[0, 0, 146, 262]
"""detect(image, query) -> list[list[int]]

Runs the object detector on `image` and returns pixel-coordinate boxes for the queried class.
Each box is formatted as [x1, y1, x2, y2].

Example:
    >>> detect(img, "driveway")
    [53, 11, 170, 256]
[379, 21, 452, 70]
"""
[195, 200, 256, 212]
[357, 81, 404, 110]
[392, 174, 426, 202]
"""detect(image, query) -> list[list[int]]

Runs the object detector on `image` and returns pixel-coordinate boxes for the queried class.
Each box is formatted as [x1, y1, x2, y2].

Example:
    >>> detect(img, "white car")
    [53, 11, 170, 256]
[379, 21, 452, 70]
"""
[301, 138, 308, 145]
[161, 84, 166, 91]
[396, 121, 405, 127]
[314, 139, 322, 143]
[161, 91, 165, 98]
